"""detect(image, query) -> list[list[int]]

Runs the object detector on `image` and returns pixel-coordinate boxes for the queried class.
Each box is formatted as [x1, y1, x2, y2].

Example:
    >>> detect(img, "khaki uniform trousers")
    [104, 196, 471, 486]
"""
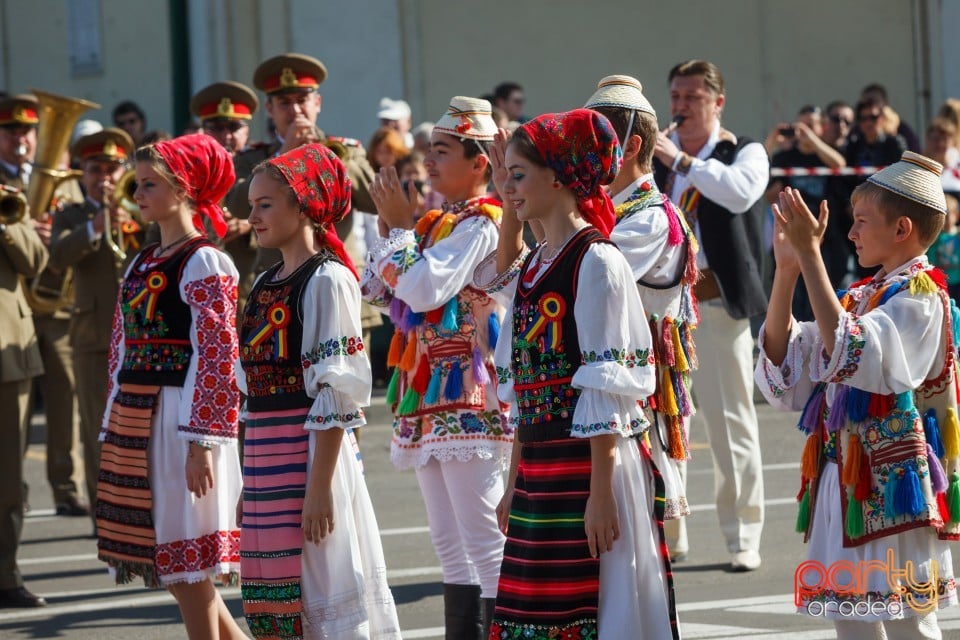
[0, 379, 31, 589]
[74, 349, 107, 508]
[32, 314, 81, 504]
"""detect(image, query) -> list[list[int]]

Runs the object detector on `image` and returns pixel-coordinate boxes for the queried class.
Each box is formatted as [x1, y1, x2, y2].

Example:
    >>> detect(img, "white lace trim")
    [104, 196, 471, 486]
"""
[391, 442, 513, 471]
[301, 568, 401, 639]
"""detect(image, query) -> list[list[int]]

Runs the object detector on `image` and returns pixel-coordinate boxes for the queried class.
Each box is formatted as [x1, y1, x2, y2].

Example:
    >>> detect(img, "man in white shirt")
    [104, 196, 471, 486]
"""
[653, 59, 769, 572]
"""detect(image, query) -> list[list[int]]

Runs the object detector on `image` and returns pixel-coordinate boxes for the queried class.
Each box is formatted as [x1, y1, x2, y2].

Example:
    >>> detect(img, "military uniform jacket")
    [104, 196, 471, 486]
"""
[49, 199, 127, 353]
[0, 218, 47, 382]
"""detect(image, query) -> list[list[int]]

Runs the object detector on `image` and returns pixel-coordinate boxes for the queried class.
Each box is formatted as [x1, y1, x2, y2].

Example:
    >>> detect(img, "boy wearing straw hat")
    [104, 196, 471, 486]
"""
[583, 75, 695, 546]
[757, 152, 959, 639]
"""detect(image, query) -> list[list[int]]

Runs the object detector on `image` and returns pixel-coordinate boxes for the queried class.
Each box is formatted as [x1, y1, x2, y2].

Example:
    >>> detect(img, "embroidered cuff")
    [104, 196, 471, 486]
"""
[756, 321, 805, 398]
[368, 227, 416, 262]
[815, 313, 865, 383]
[301, 336, 366, 366]
[473, 247, 529, 295]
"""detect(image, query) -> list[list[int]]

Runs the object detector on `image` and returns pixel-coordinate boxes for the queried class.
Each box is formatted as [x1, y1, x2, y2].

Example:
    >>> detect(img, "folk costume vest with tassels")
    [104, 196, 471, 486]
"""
[795, 263, 960, 547]
[118, 237, 211, 387]
[614, 181, 700, 461]
[384, 198, 503, 419]
[240, 253, 334, 412]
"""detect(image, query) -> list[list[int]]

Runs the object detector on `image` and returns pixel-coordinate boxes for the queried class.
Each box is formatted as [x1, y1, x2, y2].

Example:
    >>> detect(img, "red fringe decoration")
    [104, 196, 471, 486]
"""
[660, 319, 675, 368]
[854, 451, 873, 501]
[412, 355, 431, 394]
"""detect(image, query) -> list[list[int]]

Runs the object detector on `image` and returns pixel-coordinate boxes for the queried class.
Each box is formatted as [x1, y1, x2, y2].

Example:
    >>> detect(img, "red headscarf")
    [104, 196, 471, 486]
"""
[153, 133, 235, 238]
[518, 108, 622, 237]
[267, 143, 358, 279]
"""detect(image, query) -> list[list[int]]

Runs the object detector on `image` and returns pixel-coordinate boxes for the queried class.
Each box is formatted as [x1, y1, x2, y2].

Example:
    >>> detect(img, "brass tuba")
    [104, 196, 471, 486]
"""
[22, 90, 100, 314]
[0, 185, 27, 224]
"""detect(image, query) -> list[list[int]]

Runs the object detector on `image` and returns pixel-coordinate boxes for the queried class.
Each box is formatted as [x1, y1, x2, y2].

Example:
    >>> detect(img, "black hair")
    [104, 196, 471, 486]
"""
[493, 82, 523, 102]
[113, 100, 146, 124]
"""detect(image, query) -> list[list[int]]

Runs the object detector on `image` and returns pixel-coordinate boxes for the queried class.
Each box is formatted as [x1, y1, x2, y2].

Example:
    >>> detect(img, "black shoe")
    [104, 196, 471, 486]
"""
[0, 587, 47, 608]
[55, 496, 91, 517]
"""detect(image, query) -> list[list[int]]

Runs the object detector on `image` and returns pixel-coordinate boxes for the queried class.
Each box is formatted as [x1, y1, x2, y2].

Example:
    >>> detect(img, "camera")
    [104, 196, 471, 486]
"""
[778, 126, 796, 138]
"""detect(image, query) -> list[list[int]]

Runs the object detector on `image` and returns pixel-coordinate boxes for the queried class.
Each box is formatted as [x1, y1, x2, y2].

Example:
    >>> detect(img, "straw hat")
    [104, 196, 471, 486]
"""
[433, 97, 497, 141]
[378, 98, 411, 121]
[583, 75, 656, 117]
[867, 151, 947, 213]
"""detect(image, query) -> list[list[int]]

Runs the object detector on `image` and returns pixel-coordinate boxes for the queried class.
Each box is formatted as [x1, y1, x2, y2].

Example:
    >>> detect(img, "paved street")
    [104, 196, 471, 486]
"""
[3, 394, 959, 638]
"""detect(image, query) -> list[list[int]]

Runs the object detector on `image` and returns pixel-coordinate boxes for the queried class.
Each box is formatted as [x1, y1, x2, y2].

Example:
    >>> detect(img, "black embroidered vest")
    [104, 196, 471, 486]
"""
[511, 227, 610, 442]
[118, 237, 211, 387]
[240, 252, 332, 412]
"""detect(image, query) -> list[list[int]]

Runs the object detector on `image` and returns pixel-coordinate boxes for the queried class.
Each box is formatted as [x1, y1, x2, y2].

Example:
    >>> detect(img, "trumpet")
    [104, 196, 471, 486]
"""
[101, 169, 142, 263]
[0, 185, 27, 225]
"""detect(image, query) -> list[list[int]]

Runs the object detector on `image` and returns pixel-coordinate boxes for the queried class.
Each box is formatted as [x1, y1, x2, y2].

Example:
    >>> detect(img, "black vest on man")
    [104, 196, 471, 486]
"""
[654, 137, 767, 320]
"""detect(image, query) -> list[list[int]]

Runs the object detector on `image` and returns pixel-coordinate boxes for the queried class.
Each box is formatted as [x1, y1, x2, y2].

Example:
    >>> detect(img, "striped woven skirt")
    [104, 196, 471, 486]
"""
[241, 407, 402, 640]
[96, 383, 161, 588]
[490, 436, 600, 639]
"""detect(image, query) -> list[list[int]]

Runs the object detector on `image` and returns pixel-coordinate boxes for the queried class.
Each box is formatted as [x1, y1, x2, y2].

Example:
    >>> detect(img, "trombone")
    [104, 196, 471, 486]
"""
[0, 185, 27, 224]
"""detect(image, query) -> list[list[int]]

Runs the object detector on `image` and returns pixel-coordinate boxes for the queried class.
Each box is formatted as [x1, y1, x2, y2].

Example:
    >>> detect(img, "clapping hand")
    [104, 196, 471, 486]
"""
[370, 166, 420, 231]
[772, 187, 829, 266]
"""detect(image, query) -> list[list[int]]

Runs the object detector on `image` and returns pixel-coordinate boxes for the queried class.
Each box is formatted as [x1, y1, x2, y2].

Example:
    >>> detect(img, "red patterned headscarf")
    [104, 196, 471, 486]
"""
[153, 133, 235, 238]
[267, 143, 357, 279]
[518, 108, 622, 237]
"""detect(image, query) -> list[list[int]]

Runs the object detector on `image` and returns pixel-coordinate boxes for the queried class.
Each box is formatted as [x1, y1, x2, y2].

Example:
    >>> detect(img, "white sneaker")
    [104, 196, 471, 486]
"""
[730, 550, 761, 572]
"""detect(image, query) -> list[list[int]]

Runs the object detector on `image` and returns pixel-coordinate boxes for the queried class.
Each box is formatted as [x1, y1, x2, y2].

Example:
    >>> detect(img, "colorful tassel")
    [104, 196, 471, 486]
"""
[842, 434, 862, 487]
[845, 388, 870, 423]
[671, 322, 690, 372]
[884, 468, 900, 519]
[909, 271, 938, 296]
[684, 240, 699, 288]
[937, 491, 951, 524]
[412, 355, 431, 394]
[868, 393, 893, 419]
[825, 385, 849, 433]
[487, 312, 500, 349]
[386, 330, 404, 367]
[796, 484, 811, 533]
[665, 203, 684, 246]
[845, 496, 864, 538]
[855, 453, 874, 501]
[660, 319, 676, 368]
[441, 297, 459, 332]
[798, 387, 825, 435]
[924, 409, 946, 459]
[895, 391, 914, 412]
[472, 347, 490, 385]
[385, 368, 400, 405]
[943, 408, 960, 459]
[397, 387, 421, 416]
[878, 280, 904, 305]
[951, 302, 960, 346]
[444, 362, 463, 401]
[399, 333, 418, 371]
[425, 307, 444, 324]
[928, 443, 948, 494]
[682, 323, 698, 369]
[800, 433, 820, 479]
[389, 296, 406, 328]
[948, 473, 960, 525]
[424, 365, 443, 405]
[661, 368, 679, 417]
[667, 415, 687, 460]
[894, 465, 926, 517]
[403, 305, 425, 330]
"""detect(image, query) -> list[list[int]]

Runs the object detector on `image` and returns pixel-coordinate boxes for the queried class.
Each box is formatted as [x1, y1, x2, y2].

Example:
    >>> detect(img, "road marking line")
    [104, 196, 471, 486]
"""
[20, 553, 97, 566]
[381, 525, 430, 536]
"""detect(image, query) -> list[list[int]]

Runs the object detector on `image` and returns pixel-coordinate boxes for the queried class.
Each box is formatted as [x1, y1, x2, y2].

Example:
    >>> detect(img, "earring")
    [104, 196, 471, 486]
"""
[552, 179, 561, 190]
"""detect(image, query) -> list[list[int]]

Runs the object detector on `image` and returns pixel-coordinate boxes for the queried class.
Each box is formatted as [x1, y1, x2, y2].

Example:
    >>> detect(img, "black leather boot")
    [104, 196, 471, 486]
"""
[443, 583, 482, 640]
[481, 597, 496, 638]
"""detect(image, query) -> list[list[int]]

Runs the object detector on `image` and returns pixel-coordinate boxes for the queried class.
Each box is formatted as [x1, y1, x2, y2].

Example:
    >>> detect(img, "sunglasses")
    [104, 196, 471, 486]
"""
[829, 115, 852, 125]
[857, 113, 881, 123]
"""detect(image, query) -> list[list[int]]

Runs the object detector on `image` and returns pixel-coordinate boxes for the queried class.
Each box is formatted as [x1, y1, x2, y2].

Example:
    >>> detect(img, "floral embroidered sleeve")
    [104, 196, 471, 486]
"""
[178, 248, 241, 445]
[813, 291, 945, 394]
[99, 291, 126, 440]
[472, 247, 528, 309]
[302, 261, 371, 431]
[367, 216, 499, 312]
[570, 243, 655, 438]
[754, 319, 819, 412]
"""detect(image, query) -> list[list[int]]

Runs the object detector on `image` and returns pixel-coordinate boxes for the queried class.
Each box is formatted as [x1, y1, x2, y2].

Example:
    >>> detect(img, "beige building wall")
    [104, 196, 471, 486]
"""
[0, 0, 174, 133]
[408, 0, 931, 140]
[0, 0, 953, 147]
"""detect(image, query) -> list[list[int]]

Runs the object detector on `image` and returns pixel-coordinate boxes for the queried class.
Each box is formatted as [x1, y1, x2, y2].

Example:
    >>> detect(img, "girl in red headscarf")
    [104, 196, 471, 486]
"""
[96, 134, 245, 639]
[474, 110, 678, 639]
[237, 144, 400, 640]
